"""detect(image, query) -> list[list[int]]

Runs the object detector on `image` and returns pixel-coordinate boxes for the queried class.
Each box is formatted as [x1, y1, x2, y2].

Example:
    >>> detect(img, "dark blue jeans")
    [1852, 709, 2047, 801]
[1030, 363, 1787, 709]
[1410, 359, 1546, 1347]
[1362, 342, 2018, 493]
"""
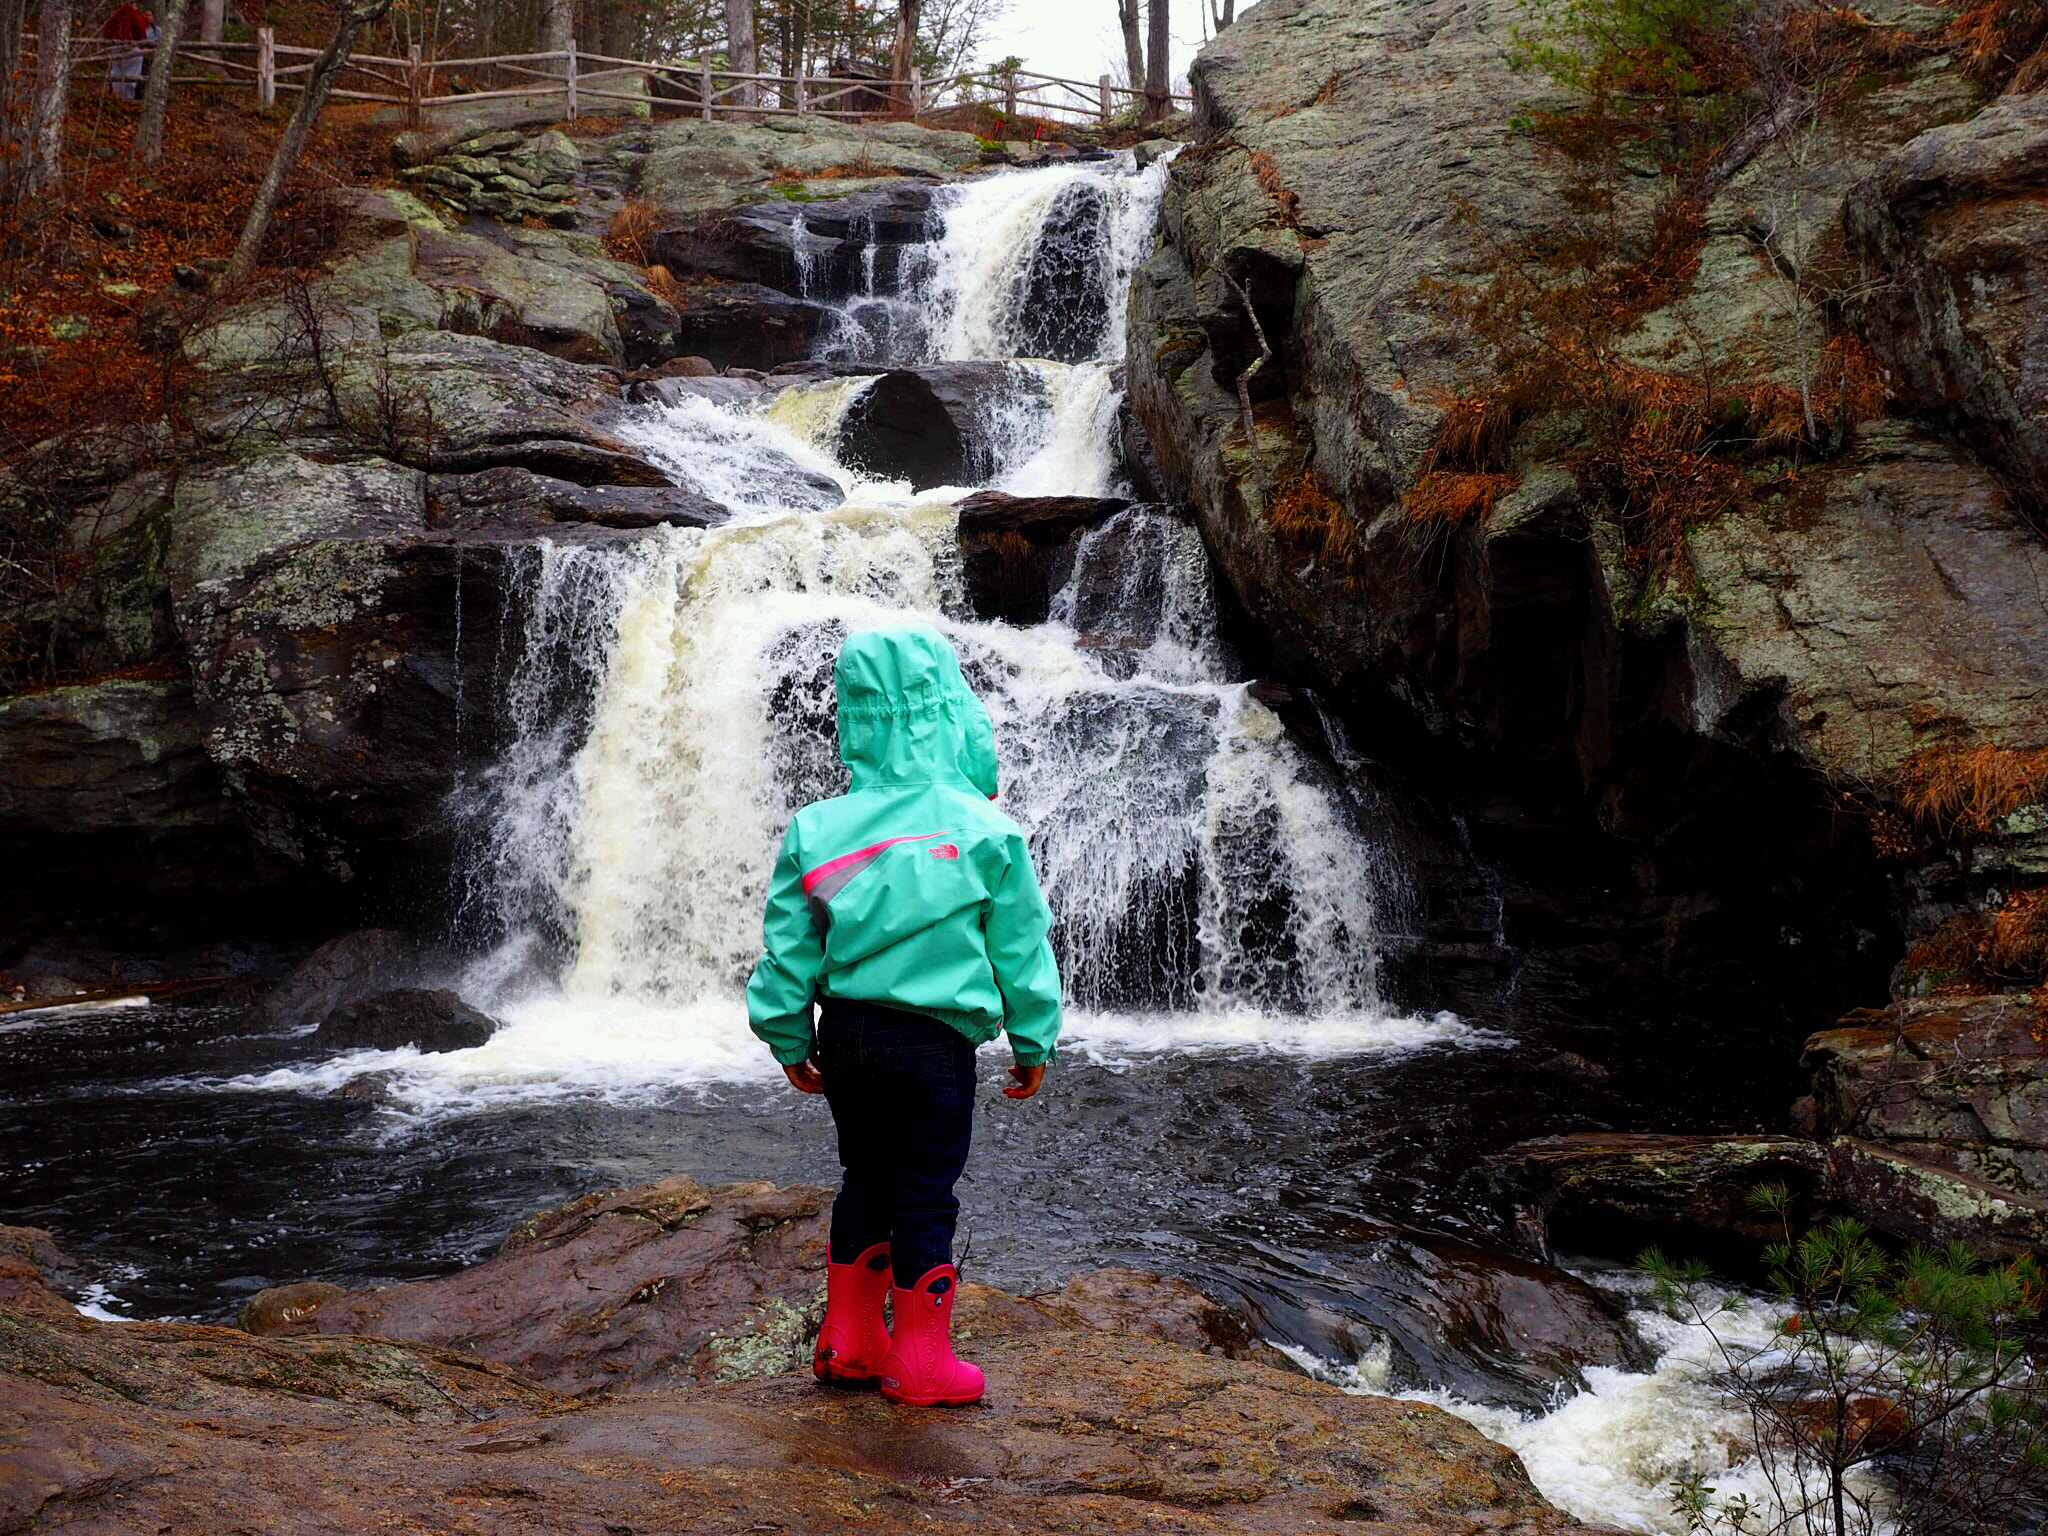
[815, 998, 977, 1288]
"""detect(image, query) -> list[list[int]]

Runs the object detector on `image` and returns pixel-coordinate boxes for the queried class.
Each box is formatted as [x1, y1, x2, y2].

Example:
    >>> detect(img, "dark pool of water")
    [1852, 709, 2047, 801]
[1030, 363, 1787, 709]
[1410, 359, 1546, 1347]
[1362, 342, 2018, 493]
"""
[0, 999, 1771, 1406]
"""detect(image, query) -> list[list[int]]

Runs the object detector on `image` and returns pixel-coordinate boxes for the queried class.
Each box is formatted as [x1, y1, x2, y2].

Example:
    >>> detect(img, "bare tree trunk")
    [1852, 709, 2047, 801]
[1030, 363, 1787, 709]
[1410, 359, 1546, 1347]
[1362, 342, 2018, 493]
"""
[1, 0, 24, 102]
[540, 0, 572, 73]
[225, 0, 396, 285]
[1142, 0, 1168, 124]
[134, 0, 189, 163]
[1209, 0, 1233, 31]
[889, 0, 915, 81]
[1115, 0, 1142, 93]
[24, 0, 72, 197]
[723, 0, 755, 109]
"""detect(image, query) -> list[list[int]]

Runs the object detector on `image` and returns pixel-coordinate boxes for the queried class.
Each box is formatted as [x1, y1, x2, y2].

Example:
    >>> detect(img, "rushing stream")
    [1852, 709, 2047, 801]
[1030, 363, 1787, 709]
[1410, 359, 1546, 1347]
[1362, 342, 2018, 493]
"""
[0, 155, 1790, 1533]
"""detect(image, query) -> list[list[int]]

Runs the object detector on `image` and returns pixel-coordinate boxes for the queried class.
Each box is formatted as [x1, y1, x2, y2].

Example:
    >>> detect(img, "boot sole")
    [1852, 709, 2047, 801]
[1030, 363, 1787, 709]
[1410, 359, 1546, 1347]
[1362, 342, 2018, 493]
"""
[814, 1363, 885, 1388]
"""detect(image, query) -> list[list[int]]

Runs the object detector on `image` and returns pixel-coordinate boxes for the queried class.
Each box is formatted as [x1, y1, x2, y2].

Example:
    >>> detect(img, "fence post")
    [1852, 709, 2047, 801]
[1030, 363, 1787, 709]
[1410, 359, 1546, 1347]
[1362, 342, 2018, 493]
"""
[407, 42, 422, 126]
[793, 71, 806, 116]
[565, 39, 577, 119]
[1002, 63, 1017, 116]
[909, 66, 921, 118]
[256, 25, 274, 108]
[699, 61, 713, 119]
[1099, 73, 1112, 123]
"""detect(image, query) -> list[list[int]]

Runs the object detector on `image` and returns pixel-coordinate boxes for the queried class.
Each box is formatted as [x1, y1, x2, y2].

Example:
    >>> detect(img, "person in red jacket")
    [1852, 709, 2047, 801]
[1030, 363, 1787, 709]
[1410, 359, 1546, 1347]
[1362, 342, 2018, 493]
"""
[102, 3, 152, 100]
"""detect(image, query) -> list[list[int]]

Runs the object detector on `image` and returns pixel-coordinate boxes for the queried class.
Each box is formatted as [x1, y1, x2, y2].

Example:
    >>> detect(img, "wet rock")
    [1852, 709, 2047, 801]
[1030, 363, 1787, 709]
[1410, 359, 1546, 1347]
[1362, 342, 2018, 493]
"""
[954, 490, 1132, 624]
[668, 281, 834, 370]
[333, 1071, 398, 1106]
[1482, 1132, 1837, 1261]
[1846, 90, 2048, 500]
[431, 465, 729, 530]
[835, 368, 970, 487]
[1806, 994, 2048, 1209]
[239, 1281, 347, 1335]
[652, 182, 939, 296]
[262, 928, 420, 1031]
[0, 1292, 1581, 1536]
[289, 1174, 829, 1395]
[1828, 1134, 2048, 1257]
[1017, 179, 1113, 363]
[1035, 1265, 1299, 1371]
[658, 353, 718, 377]
[0, 1225, 88, 1314]
[834, 363, 1042, 491]
[314, 988, 496, 1053]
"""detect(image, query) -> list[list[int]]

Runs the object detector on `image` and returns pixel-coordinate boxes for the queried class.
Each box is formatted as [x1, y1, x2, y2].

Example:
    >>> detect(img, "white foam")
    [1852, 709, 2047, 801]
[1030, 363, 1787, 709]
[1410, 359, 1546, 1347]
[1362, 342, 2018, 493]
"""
[1361, 1279, 1894, 1536]
[1058, 1008, 1494, 1067]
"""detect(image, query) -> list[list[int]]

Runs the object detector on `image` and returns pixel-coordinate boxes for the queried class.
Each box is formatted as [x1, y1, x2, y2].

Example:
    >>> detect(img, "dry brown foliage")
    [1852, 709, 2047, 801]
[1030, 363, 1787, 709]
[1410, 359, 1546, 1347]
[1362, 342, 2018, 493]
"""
[1903, 888, 2048, 989]
[606, 200, 660, 266]
[1896, 744, 2048, 838]
[1268, 471, 1360, 575]
[1951, 0, 2048, 90]
[1248, 150, 1302, 230]
[1406, 471, 1522, 526]
[643, 264, 685, 306]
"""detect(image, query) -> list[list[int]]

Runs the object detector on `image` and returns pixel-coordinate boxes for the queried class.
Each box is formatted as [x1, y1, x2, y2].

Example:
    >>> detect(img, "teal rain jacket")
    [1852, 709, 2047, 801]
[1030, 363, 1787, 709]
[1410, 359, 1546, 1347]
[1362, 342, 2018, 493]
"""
[744, 625, 1064, 1068]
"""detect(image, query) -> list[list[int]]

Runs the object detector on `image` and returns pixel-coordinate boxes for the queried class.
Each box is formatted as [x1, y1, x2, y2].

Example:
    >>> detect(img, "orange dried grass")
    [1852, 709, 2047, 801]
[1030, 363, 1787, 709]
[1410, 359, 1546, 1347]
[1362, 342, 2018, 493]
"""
[1902, 888, 2048, 989]
[1895, 744, 2048, 838]
[606, 200, 660, 267]
[1248, 150, 1302, 230]
[1951, 0, 2048, 90]
[1268, 471, 1358, 572]
[1406, 471, 1521, 526]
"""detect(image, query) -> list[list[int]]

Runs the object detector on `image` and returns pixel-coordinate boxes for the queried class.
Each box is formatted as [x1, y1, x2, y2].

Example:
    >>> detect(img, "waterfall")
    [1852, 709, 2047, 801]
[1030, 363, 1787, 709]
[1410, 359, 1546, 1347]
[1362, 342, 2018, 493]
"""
[415, 149, 1467, 1096]
[804, 154, 1173, 368]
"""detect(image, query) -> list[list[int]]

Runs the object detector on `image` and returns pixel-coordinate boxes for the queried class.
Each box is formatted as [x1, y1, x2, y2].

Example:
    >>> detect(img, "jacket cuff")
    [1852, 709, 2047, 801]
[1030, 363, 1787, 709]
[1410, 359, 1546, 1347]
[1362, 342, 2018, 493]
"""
[1010, 1042, 1055, 1067]
[770, 1037, 815, 1066]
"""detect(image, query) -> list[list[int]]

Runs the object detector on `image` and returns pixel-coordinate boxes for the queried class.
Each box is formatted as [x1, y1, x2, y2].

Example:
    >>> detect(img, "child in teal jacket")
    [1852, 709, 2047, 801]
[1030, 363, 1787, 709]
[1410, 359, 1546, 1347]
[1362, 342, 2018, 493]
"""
[746, 624, 1062, 1406]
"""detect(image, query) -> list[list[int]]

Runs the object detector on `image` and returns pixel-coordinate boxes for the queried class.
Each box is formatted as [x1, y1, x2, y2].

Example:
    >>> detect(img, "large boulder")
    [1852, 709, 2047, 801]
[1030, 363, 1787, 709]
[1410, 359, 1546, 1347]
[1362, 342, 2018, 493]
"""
[652, 182, 939, 297]
[261, 927, 421, 1031]
[635, 118, 985, 221]
[834, 368, 970, 487]
[954, 490, 1132, 623]
[1805, 994, 2048, 1205]
[668, 281, 835, 369]
[314, 988, 497, 1053]
[834, 362, 1043, 489]
[263, 1175, 834, 1395]
[1845, 90, 2048, 500]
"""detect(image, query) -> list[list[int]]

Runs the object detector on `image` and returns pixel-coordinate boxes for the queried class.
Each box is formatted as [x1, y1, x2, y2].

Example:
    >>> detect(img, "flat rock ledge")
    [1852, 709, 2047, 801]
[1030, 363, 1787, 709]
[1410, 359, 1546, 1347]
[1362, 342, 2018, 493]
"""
[0, 1180, 1594, 1536]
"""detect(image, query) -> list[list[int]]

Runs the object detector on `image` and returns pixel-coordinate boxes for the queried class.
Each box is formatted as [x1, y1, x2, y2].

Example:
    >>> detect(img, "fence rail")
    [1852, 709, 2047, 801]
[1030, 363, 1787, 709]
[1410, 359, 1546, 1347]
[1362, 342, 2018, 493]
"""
[42, 34, 1192, 127]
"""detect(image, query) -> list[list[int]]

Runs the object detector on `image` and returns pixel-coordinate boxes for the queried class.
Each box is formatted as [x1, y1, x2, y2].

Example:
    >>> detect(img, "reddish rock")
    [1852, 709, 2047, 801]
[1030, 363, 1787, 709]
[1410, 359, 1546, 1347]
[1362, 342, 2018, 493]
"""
[2, 1283, 1585, 1536]
[269, 1175, 833, 1395]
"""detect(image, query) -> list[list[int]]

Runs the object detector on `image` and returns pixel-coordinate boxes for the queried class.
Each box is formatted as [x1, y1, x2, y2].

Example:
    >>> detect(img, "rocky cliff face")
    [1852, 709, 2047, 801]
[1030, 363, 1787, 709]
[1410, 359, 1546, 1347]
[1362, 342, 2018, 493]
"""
[1127, 0, 2048, 1063]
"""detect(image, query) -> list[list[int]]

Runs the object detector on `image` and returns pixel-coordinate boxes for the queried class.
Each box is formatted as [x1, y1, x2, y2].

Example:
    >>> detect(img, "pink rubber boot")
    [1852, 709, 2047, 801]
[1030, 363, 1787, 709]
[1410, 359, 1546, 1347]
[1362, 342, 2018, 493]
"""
[813, 1241, 893, 1385]
[878, 1264, 985, 1406]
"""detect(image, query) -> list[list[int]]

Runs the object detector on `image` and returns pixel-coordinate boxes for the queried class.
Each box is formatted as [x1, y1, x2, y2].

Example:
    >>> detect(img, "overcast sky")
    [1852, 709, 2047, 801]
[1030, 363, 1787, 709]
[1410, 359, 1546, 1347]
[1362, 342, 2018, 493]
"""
[973, 0, 1214, 91]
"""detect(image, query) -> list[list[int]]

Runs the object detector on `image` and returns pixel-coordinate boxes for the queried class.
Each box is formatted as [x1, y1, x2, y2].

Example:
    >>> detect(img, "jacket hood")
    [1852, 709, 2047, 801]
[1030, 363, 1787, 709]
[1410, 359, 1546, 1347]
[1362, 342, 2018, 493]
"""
[835, 625, 998, 796]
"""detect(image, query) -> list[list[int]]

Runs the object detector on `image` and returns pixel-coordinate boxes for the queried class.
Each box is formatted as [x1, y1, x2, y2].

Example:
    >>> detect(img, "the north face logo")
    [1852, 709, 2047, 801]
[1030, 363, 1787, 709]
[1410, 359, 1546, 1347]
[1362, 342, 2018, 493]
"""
[930, 844, 959, 859]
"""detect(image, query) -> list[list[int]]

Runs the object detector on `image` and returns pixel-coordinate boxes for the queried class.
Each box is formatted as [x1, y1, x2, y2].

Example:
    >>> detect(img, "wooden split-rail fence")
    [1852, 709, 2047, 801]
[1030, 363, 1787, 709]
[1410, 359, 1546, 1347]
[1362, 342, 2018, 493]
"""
[56, 33, 1193, 128]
